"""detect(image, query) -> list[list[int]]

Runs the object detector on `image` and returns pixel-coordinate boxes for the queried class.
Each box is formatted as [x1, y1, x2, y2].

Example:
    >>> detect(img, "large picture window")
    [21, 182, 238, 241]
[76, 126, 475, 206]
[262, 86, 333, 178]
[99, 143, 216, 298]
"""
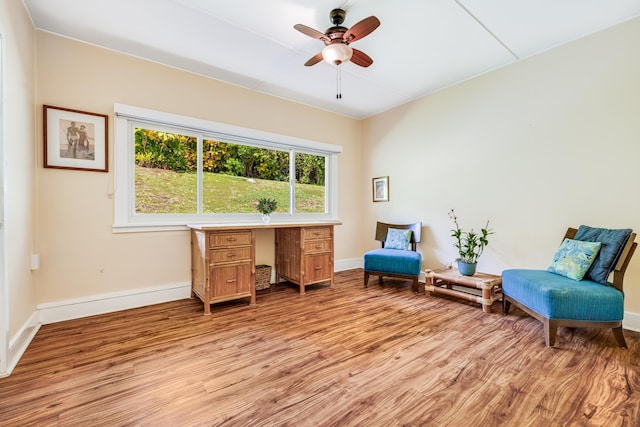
[114, 104, 340, 232]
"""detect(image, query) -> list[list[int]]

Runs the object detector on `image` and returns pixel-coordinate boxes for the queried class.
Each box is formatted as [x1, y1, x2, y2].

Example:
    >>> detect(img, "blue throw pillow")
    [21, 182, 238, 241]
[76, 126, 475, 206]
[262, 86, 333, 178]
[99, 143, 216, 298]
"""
[574, 225, 632, 284]
[547, 238, 601, 281]
[384, 228, 412, 250]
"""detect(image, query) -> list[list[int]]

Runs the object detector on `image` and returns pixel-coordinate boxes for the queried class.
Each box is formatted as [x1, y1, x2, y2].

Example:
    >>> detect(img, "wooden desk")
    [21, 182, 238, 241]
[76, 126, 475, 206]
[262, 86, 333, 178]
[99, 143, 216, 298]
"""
[189, 221, 340, 315]
[425, 267, 502, 313]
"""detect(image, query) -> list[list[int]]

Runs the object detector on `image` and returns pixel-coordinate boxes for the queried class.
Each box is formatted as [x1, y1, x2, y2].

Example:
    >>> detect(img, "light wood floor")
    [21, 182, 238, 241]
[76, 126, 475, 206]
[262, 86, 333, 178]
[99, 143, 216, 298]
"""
[1, 269, 639, 426]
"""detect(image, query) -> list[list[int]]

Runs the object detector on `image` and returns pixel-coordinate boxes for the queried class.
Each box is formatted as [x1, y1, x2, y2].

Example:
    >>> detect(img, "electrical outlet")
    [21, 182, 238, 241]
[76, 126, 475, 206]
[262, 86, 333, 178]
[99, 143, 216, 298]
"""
[30, 254, 40, 271]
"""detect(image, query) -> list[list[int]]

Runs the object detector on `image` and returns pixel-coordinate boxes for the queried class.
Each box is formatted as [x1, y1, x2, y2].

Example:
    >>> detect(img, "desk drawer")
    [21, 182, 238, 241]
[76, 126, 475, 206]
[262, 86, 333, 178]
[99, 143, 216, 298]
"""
[303, 239, 331, 253]
[209, 231, 253, 248]
[303, 227, 332, 241]
[210, 247, 251, 263]
[304, 253, 332, 283]
[210, 262, 252, 297]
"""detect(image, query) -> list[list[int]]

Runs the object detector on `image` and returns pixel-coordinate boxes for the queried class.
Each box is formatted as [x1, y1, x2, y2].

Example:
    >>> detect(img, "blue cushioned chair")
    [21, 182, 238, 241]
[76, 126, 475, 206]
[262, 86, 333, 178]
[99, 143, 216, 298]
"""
[503, 226, 636, 347]
[364, 222, 422, 292]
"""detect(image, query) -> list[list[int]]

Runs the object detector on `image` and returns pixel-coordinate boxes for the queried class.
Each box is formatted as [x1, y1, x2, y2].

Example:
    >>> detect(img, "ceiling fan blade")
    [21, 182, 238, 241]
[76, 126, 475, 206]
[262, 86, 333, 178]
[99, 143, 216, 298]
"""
[350, 48, 373, 67]
[294, 24, 329, 43]
[344, 16, 380, 43]
[304, 52, 324, 67]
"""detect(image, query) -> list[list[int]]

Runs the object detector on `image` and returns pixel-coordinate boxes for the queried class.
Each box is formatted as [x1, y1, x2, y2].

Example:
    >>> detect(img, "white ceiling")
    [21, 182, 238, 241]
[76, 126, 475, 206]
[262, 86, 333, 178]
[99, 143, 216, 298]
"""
[24, 0, 640, 119]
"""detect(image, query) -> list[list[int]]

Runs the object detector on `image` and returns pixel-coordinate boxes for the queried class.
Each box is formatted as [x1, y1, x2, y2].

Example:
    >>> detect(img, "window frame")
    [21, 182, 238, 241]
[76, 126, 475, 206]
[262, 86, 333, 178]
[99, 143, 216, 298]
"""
[113, 104, 341, 233]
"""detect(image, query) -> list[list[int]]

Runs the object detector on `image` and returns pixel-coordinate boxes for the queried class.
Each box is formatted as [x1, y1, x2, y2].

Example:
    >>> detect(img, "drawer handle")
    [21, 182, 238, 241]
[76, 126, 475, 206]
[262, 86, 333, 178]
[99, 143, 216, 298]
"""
[313, 232, 322, 236]
[226, 279, 237, 283]
[315, 244, 323, 249]
[227, 253, 237, 258]
[314, 266, 322, 270]
[227, 237, 237, 242]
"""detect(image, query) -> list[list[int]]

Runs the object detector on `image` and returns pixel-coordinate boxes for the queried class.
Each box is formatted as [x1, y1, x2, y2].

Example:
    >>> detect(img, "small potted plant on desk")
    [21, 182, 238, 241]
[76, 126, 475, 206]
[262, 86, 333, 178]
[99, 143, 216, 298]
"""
[448, 208, 494, 276]
[257, 197, 278, 224]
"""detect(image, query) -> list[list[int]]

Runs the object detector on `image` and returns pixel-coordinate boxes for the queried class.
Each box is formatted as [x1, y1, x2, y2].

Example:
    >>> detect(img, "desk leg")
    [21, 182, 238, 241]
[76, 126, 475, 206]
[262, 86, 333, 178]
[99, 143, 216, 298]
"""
[330, 258, 335, 290]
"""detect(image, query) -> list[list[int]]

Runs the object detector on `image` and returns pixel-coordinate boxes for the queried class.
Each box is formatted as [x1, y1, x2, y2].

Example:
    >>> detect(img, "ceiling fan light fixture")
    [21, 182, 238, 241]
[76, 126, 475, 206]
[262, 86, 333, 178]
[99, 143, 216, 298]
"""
[322, 43, 353, 65]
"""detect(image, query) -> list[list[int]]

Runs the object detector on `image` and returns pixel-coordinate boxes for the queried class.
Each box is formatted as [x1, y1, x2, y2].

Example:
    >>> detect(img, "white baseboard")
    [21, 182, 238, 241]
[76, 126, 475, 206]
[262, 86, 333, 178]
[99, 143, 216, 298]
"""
[1, 312, 40, 377]
[32, 273, 640, 331]
[29, 262, 640, 330]
[623, 311, 640, 332]
[37, 282, 192, 325]
[335, 257, 362, 272]
[37, 261, 366, 326]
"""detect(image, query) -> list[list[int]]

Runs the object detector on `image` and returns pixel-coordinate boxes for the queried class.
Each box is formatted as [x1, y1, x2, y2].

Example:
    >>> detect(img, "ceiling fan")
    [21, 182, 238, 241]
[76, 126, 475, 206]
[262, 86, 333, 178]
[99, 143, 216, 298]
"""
[294, 8, 380, 68]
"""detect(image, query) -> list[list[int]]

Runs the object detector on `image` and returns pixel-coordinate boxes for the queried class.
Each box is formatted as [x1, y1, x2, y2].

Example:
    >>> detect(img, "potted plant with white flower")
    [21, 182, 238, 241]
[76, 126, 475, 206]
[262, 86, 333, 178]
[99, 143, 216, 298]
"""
[256, 197, 278, 223]
[448, 208, 494, 276]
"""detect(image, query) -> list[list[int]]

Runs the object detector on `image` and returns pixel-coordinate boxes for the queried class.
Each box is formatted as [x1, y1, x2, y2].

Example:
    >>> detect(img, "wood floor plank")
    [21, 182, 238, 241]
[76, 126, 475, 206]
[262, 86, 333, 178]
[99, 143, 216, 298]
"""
[1, 269, 639, 426]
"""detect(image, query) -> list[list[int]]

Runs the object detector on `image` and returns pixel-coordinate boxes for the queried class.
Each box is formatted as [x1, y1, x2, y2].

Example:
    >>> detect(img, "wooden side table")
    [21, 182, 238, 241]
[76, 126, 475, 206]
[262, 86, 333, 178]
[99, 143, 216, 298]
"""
[425, 267, 502, 313]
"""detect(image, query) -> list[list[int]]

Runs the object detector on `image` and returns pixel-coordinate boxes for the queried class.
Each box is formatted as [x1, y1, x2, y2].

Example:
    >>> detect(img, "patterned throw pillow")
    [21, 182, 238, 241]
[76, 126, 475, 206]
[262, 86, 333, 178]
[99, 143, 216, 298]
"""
[547, 238, 602, 281]
[384, 228, 412, 250]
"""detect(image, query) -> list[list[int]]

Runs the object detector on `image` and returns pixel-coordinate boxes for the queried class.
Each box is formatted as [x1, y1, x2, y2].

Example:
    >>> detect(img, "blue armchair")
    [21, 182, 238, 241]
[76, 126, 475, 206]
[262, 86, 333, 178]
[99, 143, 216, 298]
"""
[502, 226, 636, 347]
[364, 222, 422, 292]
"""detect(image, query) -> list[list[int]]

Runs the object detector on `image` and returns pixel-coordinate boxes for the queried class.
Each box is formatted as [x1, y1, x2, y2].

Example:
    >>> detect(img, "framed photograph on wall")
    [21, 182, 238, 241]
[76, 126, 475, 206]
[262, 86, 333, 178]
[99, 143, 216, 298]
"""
[44, 105, 108, 172]
[372, 176, 389, 202]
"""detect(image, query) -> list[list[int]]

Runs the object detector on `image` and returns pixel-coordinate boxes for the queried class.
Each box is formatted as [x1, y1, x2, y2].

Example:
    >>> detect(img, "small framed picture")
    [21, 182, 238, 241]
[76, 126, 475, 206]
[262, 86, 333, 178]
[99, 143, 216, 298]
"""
[372, 176, 389, 202]
[43, 105, 108, 172]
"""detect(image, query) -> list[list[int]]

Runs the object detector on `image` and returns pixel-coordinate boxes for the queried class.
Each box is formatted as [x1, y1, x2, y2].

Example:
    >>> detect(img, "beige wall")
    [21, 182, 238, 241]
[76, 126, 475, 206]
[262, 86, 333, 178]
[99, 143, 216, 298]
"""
[1, 1, 37, 342]
[35, 32, 361, 304]
[362, 17, 640, 313]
